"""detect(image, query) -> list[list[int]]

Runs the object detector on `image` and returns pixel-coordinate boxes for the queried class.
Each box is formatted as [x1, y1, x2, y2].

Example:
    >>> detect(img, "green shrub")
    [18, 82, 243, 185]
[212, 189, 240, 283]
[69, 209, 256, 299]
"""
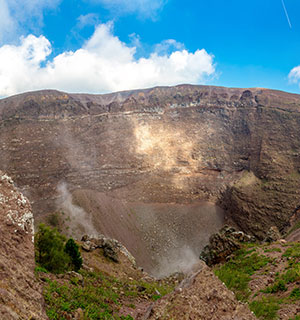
[35, 224, 83, 273]
[35, 224, 70, 273]
[215, 266, 251, 301]
[65, 238, 83, 272]
[290, 287, 300, 299]
[262, 279, 287, 293]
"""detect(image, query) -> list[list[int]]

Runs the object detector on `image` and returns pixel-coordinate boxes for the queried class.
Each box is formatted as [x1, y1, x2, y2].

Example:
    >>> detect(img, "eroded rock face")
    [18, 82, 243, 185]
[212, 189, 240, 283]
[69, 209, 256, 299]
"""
[145, 261, 256, 320]
[0, 85, 300, 241]
[0, 172, 47, 319]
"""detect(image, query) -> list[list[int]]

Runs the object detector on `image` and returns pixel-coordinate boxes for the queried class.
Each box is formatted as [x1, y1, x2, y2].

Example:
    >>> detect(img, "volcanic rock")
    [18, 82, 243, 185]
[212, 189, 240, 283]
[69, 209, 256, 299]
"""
[200, 225, 256, 266]
[0, 172, 47, 319]
[263, 225, 281, 243]
[81, 234, 136, 265]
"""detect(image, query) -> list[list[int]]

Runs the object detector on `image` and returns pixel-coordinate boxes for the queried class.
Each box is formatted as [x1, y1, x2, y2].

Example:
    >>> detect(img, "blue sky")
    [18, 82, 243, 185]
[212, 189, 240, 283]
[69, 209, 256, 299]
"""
[0, 0, 300, 97]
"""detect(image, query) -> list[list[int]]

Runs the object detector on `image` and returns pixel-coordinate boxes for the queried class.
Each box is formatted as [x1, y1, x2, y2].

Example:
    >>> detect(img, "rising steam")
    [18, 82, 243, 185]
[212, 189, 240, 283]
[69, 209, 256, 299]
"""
[152, 246, 200, 278]
[56, 182, 97, 238]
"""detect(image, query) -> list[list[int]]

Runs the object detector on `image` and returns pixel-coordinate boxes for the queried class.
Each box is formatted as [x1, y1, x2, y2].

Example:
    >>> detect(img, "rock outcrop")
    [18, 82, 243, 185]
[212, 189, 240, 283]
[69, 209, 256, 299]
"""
[81, 234, 136, 265]
[263, 225, 281, 243]
[0, 172, 47, 319]
[200, 225, 256, 266]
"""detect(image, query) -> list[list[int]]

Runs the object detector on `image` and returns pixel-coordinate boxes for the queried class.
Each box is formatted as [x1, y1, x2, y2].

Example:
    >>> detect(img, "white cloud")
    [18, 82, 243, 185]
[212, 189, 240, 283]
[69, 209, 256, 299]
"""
[0, 23, 215, 97]
[288, 66, 300, 85]
[155, 39, 184, 55]
[0, 0, 61, 43]
[88, 0, 167, 19]
[76, 13, 100, 29]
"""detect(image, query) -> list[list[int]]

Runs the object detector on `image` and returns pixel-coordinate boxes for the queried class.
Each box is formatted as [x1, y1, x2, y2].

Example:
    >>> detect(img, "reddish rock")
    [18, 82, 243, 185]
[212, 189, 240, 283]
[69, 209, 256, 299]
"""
[0, 172, 47, 319]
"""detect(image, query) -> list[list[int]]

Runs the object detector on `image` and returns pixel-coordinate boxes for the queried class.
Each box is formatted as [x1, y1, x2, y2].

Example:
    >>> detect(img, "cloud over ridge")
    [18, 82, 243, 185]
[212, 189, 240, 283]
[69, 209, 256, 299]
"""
[0, 23, 215, 97]
[288, 66, 300, 86]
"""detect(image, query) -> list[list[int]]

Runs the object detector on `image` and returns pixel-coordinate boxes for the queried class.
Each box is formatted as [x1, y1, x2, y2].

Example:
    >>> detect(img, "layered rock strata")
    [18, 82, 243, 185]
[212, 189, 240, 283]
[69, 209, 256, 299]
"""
[0, 85, 299, 243]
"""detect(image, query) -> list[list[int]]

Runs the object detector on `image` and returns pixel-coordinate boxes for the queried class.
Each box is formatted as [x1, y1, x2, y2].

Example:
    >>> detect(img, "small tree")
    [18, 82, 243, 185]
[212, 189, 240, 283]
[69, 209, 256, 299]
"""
[64, 238, 83, 272]
[35, 224, 70, 273]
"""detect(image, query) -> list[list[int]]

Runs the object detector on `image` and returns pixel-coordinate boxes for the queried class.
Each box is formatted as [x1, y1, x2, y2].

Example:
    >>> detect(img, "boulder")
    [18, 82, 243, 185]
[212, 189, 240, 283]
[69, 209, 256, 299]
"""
[81, 234, 136, 265]
[263, 226, 281, 243]
[200, 225, 256, 266]
[103, 239, 119, 263]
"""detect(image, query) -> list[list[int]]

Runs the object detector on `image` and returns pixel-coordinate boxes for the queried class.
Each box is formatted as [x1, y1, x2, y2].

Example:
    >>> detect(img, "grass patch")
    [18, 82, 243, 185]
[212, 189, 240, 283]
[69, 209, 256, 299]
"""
[264, 247, 282, 253]
[250, 296, 280, 320]
[34, 265, 48, 274]
[42, 269, 174, 319]
[283, 243, 300, 259]
[214, 248, 271, 301]
[282, 267, 300, 284]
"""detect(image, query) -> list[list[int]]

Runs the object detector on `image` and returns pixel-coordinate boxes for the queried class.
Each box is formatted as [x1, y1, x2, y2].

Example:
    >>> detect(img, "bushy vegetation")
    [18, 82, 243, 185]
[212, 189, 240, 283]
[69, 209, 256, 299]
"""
[283, 243, 300, 260]
[290, 287, 300, 299]
[65, 238, 82, 272]
[35, 224, 82, 273]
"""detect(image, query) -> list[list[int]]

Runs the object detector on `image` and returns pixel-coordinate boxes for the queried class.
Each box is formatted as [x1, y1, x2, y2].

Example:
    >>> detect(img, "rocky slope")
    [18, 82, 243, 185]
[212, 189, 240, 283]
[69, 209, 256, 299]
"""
[214, 241, 300, 320]
[0, 172, 47, 319]
[39, 233, 257, 320]
[146, 261, 256, 320]
[1, 85, 300, 271]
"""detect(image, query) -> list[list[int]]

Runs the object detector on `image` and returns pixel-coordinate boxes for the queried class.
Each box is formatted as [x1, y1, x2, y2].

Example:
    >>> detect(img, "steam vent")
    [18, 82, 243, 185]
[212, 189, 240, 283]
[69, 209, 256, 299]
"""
[1, 84, 300, 275]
